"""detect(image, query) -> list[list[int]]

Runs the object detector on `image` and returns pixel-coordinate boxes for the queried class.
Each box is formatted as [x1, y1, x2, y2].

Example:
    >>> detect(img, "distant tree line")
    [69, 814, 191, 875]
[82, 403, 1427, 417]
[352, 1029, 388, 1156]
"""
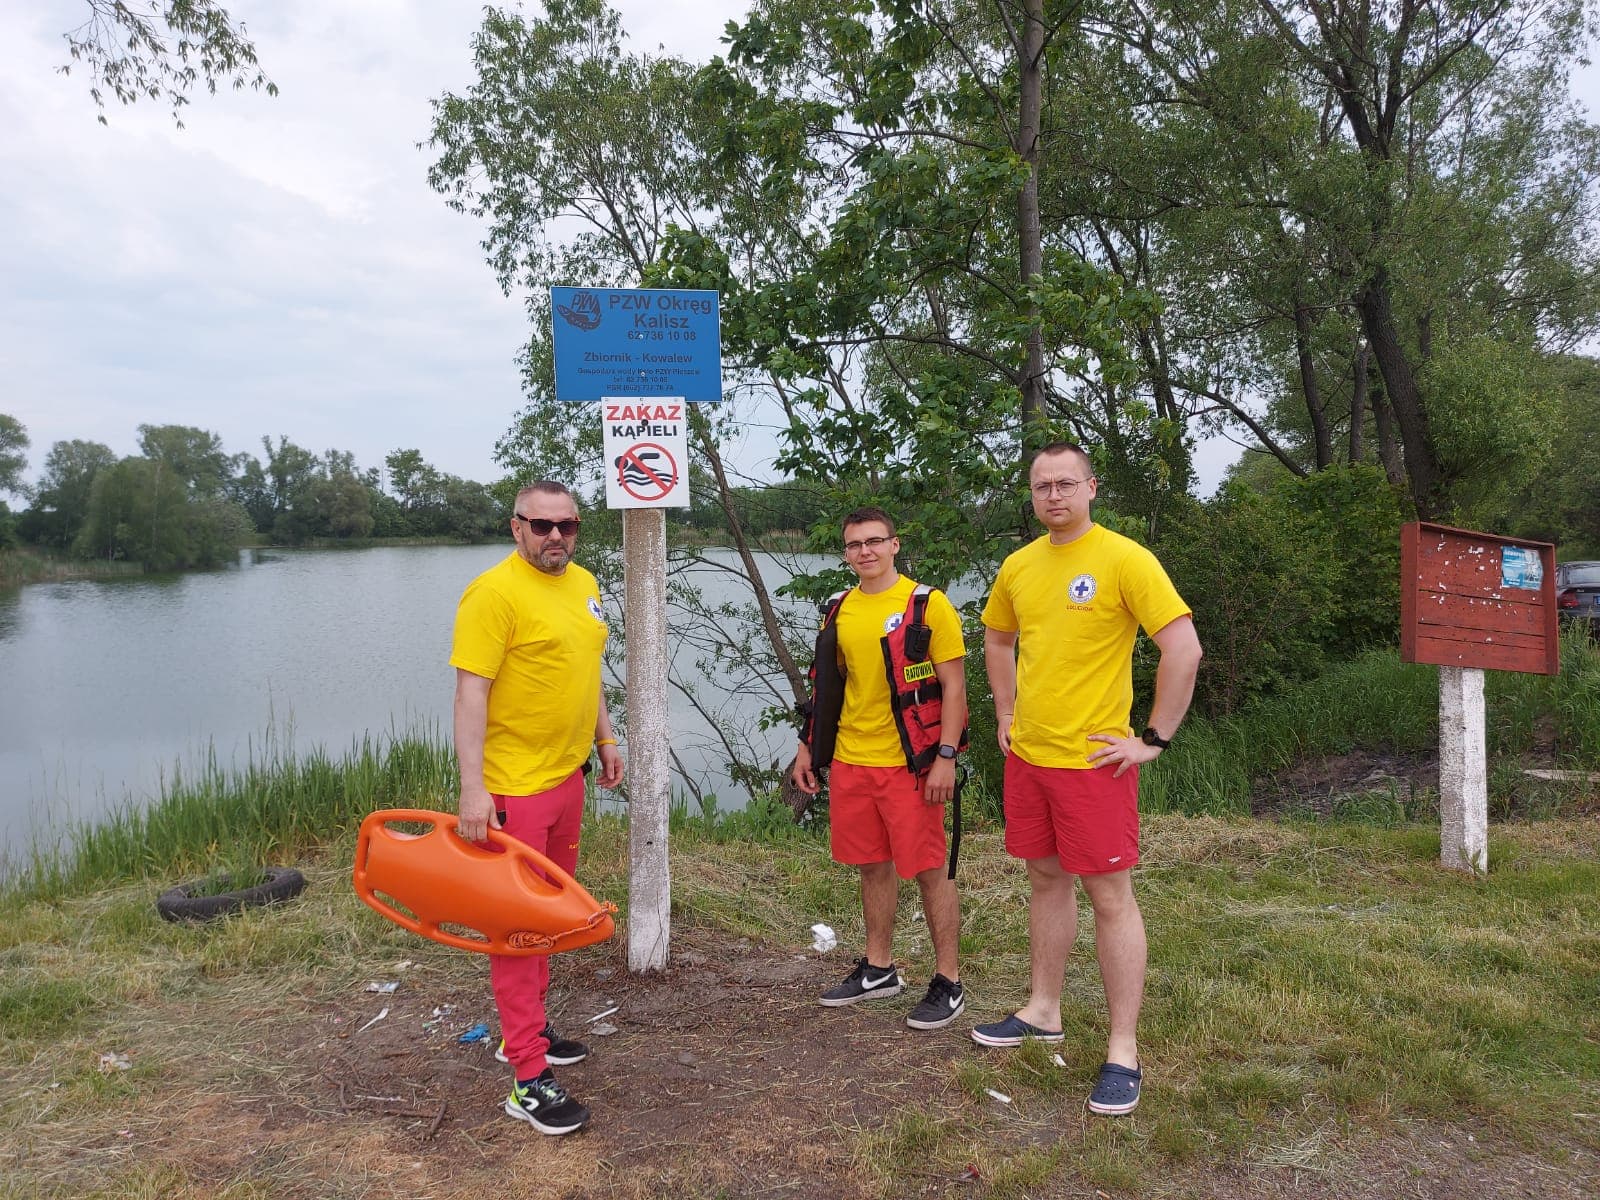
[0, 419, 506, 570]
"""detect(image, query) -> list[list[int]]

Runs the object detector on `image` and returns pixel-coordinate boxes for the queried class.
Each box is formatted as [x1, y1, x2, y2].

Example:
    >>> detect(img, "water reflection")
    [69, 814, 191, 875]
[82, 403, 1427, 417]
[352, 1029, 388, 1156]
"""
[0, 587, 19, 642]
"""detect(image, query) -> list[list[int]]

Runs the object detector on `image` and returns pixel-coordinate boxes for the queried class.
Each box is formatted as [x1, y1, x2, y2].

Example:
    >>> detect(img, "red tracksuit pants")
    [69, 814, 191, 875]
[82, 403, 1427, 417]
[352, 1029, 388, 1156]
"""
[490, 768, 584, 1080]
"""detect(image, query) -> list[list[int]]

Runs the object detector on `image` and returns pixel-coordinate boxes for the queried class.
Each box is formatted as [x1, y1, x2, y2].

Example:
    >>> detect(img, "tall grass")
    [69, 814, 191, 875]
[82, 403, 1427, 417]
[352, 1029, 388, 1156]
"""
[1142, 629, 1600, 817]
[0, 546, 143, 588]
[10, 634, 1595, 902]
[8, 729, 457, 903]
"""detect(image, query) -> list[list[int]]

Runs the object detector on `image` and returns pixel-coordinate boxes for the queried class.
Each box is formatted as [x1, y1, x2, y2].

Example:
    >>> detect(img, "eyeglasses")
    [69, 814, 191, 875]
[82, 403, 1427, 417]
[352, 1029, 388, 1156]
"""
[843, 535, 894, 555]
[1030, 478, 1092, 498]
[515, 515, 581, 536]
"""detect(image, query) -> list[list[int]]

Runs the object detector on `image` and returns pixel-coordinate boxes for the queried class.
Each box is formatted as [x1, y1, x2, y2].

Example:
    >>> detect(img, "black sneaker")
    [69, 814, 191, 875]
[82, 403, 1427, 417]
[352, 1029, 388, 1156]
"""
[905, 973, 965, 1030]
[819, 957, 903, 1006]
[543, 1025, 589, 1066]
[504, 1069, 590, 1135]
[495, 1025, 590, 1066]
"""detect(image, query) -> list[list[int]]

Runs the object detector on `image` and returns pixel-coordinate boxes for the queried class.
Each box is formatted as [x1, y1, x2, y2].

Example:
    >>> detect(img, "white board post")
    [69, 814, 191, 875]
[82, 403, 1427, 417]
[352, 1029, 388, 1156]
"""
[548, 286, 721, 976]
[1438, 665, 1488, 875]
[623, 506, 672, 970]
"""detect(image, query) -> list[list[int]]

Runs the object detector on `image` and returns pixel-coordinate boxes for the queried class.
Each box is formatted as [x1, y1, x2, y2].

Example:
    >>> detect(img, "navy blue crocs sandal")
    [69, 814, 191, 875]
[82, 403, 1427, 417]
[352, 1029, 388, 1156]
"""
[1087, 1061, 1142, 1115]
[969, 1014, 1066, 1047]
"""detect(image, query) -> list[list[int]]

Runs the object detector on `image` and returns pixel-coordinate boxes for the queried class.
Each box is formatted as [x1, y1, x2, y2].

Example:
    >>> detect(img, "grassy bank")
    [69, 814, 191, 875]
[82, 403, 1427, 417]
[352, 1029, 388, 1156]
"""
[10, 633, 1599, 904]
[1138, 630, 1600, 818]
[1, 812, 1596, 1197]
[0, 546, 144, 588]
[8, 733, 460, 902]
[1, 640, 1597, 1194]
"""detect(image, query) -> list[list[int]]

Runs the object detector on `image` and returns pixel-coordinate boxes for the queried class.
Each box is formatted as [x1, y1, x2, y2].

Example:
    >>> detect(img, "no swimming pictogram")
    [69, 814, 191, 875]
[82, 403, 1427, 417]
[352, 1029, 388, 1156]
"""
[600, 395, 689, 509]
[615, 442, 679, 502]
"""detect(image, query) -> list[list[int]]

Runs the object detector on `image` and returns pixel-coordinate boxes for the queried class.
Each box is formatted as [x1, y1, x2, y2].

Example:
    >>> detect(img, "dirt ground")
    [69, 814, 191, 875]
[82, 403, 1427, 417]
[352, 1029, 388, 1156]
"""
[1249, 748, 1443, 818]
[99, 922, 1590, 1200]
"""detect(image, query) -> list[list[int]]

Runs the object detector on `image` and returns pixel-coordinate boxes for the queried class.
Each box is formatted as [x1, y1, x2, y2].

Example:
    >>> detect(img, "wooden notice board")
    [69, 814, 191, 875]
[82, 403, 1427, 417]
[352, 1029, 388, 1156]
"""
[1400, 522, 1558, 675]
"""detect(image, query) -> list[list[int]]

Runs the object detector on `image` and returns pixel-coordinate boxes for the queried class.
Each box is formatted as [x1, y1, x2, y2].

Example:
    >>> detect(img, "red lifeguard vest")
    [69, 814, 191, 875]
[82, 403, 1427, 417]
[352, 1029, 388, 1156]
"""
[799, 584, 968, 774]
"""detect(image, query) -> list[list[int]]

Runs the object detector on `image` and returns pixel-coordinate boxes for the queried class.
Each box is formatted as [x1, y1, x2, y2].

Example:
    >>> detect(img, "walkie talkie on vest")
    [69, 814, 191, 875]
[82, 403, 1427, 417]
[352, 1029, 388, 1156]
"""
[901, 620, 932, 662]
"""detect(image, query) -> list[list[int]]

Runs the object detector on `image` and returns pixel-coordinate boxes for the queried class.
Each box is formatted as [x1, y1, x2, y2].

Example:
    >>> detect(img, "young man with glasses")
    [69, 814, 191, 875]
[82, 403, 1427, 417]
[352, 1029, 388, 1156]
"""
[450, 481, 624, 1135]
[792, 507, 970, 1030]
[972, 442, 1201, 1117]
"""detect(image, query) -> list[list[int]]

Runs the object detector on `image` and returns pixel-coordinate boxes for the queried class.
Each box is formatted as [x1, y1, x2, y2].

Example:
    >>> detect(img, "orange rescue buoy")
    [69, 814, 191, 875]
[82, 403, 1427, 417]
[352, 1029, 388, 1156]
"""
[353, 808, 617, 956]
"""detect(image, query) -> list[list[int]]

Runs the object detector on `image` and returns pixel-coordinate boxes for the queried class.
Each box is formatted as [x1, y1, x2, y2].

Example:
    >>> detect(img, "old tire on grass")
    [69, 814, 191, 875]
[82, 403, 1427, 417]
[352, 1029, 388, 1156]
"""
[156, 867, 307, 923]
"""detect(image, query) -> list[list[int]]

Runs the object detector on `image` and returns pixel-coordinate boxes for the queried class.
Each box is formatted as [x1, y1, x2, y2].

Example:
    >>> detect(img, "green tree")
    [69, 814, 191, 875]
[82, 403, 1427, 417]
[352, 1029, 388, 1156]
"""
[1152, 487, 1336, 716]
[1088, 0, 1600, 517]
[1495, 354, 1600, 556]
[136, 423, 232, 496]
[20, 439, 117, 549]
[74, 455, 249, 569]
[677, 0, 1166, 557]
[426, 0, 1157, 794]
[428, 0, 817, 732]
[251, 435, 321, 544]
[60, 0, 277, 126]
[384, 448, 442, 528]
[224, 450, 273, 532]
[438, 476, 500, 542]
[0, 414, 27, 499]
[303, 473, 374, 540]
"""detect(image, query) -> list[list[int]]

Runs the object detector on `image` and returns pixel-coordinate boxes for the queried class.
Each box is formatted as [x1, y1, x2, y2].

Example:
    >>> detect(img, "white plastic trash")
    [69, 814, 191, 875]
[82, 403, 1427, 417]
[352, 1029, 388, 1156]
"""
[810, 923, 838, 953]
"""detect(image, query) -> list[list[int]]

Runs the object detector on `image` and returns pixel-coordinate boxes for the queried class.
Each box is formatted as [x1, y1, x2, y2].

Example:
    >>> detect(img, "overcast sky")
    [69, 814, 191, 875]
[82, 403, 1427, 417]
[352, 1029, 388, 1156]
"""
[0, 0, 749, 491]
[2, 2, 1595, 494]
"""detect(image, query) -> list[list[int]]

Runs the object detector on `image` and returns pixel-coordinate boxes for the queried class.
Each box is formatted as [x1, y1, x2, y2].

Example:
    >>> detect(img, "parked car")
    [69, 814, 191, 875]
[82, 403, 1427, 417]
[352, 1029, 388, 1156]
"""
[1555, 560, 1600, 634]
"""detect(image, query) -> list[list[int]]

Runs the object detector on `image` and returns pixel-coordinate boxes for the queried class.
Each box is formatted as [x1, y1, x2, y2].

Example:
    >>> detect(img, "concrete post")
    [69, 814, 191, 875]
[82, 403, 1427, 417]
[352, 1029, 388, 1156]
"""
[1438, 665, 1488, 875]
[623, 507, 671, 970]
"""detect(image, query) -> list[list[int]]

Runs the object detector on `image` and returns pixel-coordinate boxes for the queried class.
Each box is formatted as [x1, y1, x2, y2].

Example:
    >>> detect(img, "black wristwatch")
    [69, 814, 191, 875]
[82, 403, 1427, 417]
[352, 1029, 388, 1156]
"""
[937, 744, 958, 760]
[1140, 726, 1170, 750]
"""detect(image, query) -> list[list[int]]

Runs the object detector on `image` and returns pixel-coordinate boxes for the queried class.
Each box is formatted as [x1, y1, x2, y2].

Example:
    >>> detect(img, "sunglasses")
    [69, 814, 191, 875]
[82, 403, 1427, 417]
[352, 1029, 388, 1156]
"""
[515, 515, 581, 537]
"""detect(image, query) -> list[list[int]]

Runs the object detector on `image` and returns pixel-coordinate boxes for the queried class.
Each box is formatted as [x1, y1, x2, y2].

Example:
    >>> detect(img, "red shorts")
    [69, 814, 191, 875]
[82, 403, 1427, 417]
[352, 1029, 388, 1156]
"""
[829, 761, 947, 879]
[1003, 753, 1139, 875]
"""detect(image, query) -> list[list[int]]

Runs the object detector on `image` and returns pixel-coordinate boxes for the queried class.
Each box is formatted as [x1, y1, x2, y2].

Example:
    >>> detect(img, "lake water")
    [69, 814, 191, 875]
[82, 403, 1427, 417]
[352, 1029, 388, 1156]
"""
[0, 544, 818, 867]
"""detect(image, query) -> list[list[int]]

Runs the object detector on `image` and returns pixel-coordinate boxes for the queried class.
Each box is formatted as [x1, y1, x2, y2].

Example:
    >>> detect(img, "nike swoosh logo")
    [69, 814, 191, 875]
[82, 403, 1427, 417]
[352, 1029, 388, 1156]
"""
[948, 997, 961, 1009]
[862, 973, 894, 989]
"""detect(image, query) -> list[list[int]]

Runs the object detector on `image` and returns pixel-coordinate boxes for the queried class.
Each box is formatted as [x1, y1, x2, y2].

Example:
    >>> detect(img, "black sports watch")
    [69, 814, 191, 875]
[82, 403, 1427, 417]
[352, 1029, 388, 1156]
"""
[1140, 726, 1170, 750]
[937, 744, 959, 760]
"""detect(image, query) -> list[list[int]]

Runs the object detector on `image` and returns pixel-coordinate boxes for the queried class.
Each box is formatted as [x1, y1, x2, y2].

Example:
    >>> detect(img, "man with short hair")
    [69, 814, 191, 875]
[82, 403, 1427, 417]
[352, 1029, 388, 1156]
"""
[451, 481, 623, 1136]
[792, 507, 969, 1030]
[972, 443, 1201, 1117]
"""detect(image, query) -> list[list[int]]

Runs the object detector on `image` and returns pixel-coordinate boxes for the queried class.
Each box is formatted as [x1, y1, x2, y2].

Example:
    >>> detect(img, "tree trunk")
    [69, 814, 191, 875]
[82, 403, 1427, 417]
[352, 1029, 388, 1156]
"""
[1370, 383, 1408, 490]
[688, 407, 807, 703]
[1348, 340, 1369, 465]
[1015, 0, 1047, 452]
[1358, 272, 1442, 517]
[1295, 301, 1332, 470]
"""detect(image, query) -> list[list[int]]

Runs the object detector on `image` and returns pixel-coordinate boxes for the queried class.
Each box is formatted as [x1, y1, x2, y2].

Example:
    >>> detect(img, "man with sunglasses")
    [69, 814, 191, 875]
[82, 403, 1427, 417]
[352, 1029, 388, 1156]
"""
[450, 480, 623, 1136]
[792, 507, 969, 1031]
[971, 442, 1201, 1118]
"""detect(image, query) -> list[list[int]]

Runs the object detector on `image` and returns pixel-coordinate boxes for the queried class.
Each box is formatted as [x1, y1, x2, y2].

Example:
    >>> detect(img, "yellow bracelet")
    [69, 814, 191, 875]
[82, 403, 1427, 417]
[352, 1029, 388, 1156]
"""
[596, 738, 618, 748]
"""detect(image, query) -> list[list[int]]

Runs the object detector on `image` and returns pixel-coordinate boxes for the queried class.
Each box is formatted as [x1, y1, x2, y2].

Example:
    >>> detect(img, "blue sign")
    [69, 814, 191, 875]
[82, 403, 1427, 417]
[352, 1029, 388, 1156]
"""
[549, 287, 722, 401]
[1500, 545, 1543, 590]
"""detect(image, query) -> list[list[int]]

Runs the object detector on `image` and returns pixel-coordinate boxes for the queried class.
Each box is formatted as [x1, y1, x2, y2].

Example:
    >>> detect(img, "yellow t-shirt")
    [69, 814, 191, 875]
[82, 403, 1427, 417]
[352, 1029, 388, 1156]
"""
[834, 575, 966, 767]
[449, 553, 609, 795]
[981, 525, 1189, 769]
